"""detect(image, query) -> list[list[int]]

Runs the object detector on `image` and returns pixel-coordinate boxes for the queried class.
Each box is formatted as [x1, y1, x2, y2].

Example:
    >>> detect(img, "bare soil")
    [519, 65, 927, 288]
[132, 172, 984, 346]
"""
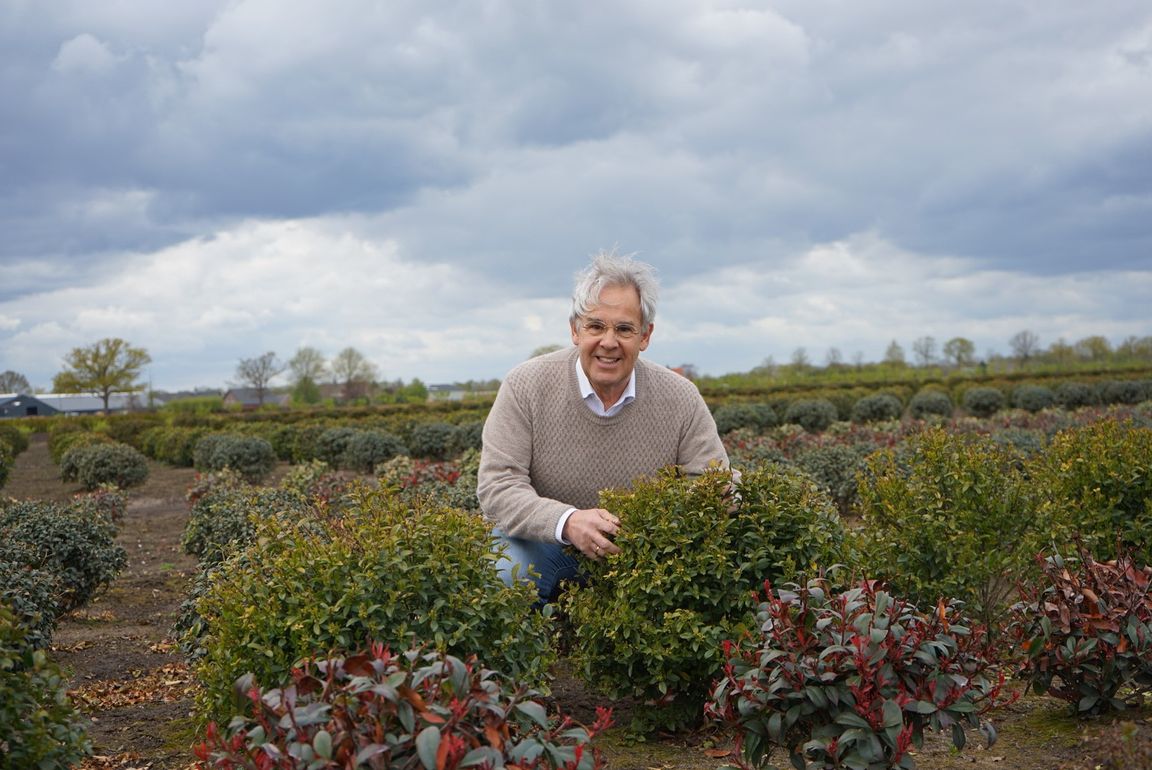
[3, 433, 1147, 769]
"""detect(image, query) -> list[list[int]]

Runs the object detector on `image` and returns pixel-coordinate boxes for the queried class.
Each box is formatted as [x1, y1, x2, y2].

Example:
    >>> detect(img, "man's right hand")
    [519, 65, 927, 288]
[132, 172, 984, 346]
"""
[563, 508, 621, 561]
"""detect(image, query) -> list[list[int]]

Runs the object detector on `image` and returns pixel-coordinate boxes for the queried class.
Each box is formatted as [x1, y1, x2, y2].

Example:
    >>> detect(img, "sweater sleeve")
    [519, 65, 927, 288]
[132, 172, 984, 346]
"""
[477, 372, 572, 542]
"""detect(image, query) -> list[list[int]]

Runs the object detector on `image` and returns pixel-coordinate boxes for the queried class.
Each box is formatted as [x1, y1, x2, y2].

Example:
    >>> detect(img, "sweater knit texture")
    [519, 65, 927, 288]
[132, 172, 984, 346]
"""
[478, 347, 729, 541]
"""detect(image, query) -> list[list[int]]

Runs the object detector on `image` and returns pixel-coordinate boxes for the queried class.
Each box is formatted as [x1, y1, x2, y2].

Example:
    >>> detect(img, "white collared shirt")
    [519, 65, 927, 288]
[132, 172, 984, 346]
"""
[556, 359, 638, 542]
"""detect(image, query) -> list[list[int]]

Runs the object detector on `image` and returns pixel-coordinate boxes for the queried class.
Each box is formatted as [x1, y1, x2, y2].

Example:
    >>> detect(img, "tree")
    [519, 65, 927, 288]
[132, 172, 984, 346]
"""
[824, 347, 844, 369]
[235, 351, 286, 406]
[1045, 338, 1076, 366]
[0, 370, 31, 393]
[911, 336, 937, 367]
[53, 338, 151, 413]
[529, 344, 564, 358]
[883, 340, 906, 367]
[331, 347, 378, 402]
[790, 347, 811, 372]
[1009, 330, 1040, 366]
[942, 337, 976, 368]
[288, 346, 328, 384]
[1116, 335, 1152, 362]
[1074, 335, 1112, 362]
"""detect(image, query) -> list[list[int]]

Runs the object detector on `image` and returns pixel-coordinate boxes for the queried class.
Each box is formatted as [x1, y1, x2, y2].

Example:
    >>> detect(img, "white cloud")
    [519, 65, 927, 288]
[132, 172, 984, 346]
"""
[52, 33, 120, 75]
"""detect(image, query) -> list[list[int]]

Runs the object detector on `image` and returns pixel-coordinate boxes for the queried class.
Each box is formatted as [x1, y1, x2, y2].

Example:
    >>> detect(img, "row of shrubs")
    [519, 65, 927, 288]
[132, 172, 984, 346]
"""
[1, 492, 127, 767]
[175, 416, 1152, 767]
[711, 378, 1152, 434]
[0, 422, 29, 489]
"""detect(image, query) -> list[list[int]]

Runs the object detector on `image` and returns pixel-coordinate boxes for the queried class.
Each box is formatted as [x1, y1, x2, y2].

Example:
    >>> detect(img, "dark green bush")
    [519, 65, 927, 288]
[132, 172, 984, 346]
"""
[709, 578, 1008, 770]
[0, 562, 62, 650]
[713, 403, 778, 435]
[0, 603, 92, 769]
[851, 393, 903, 423]
[1012, 384, 1056, 413]
[0, 440, 11, 490]
[194, 647, 610, 770]
[60, 442, 150, 490]
[316, 426, 360, 467]
[1098, 379, 1149, 406]
[193, 433, 276, 482]
[191, 487, 554, 723]
[1055, 381, 1097, 410]
[563, 466, 844, 731]
[407, 421, 458, 460]
[341, 429, 408, 473]
[782, 398, 838, 433]
[1025, 419, 1152, 563]
[908, 389, 953, 419]
[793, 444, 870, 515]
[183, 483, 314, 569]
[48, 429, 113, 465]
[139, 425, 208, 467]
[0, 423, 29, 455]
[853, 427, 1041, 629]
[963, 386, 1005, 418]
[0, 498, 126, 614]
[447, 419, 485, 455]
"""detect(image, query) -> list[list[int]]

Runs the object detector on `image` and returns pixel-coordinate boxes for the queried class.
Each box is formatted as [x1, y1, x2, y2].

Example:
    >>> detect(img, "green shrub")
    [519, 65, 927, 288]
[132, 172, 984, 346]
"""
[1010, 550, 1152, 715]
[183, 483, 314, 569]
[713, 403, 778, 435]
[316, 426, 360, 467]
[963, 386, 1005, 418]
[0, 603, 92, 770]
[563, 466, 844, 731]
[407, 421, 458, 460]
[0, 562, 63, 650]
[341, 429, 408, 473]
[793, 444, 870, 516]
[1025, 419, 1152, 563]
[139, 425, 208, 467]
[0, 499, 126, 614]
[191, 487, 554, 723]
[0, 440, 11, 490]
[193, 647, 610, 770]
[1098, 379, 1148, 406]
[0, 423, 29, 455]
[48, 429, 113, 465]
[908, 389, 953, 419]
[853, 428, 1040, 629]
[1055, 381, 1097, 410]
[193, 433, 276, 482]
[447, 419, 485, 455]
[782, 398, 838, 433]
[709, 578, 1008, 770]
[1012, 384, 1056, 413]
[102, 415, 161, 446]
[60, 442, 149, 490]
[851, 393, 903, 423]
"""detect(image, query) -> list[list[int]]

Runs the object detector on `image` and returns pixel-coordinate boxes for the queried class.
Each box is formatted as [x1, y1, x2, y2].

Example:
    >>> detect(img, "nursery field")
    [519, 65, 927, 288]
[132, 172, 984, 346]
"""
[3, 428, 1150, 770]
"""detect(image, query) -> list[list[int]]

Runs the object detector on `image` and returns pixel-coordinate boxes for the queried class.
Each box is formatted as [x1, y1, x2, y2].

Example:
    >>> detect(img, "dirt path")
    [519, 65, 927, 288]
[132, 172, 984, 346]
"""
[3, 432, 1146, 769]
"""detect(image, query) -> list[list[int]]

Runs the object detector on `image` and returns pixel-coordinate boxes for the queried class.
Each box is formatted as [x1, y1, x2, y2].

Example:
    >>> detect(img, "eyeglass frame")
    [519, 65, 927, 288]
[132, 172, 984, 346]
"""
[576, 317, 646, 340]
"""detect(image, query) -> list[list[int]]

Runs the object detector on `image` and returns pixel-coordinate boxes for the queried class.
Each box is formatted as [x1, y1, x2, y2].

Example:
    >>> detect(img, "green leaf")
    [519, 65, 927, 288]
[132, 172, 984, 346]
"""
[882, 698, 903, 729]
[416, 725, 440, 770]
[312, 730, 332, 760]
[515, 700, 550, 728]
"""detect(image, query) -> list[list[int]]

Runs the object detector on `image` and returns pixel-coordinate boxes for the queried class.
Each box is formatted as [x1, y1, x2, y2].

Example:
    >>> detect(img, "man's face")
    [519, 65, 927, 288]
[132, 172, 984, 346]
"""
[570, 284, 653, 401]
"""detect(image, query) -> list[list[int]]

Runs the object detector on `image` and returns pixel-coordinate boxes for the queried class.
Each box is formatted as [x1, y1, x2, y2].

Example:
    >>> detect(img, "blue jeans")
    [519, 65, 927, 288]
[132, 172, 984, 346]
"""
[493, 530, 584, 606]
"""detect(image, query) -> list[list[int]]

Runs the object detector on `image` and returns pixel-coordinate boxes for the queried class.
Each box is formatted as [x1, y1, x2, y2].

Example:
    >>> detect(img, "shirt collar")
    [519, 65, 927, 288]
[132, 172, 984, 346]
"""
[575, 357, 636, 416]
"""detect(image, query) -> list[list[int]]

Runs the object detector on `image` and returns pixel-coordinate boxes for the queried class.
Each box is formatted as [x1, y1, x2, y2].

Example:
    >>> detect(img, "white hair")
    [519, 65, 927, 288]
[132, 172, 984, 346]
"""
[569, 249, 659, 328]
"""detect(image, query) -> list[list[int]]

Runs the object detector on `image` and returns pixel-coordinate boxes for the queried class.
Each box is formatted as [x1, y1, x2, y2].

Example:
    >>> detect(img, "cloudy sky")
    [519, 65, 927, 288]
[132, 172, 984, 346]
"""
[2, 1, 1150, 392]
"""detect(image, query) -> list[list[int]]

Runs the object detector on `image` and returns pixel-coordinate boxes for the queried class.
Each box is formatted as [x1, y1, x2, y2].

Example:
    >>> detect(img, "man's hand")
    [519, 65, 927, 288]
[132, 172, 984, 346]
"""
[563, 508, 621, 560]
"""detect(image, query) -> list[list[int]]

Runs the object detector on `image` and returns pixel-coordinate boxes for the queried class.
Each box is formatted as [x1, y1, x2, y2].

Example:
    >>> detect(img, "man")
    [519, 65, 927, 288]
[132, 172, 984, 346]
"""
[477, 251, 729, 604]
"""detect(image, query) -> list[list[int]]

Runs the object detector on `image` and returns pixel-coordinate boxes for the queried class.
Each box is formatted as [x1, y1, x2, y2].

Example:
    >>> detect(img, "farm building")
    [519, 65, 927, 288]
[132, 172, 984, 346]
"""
[222, 388, 291, 409]
[0, 392, 146, 417]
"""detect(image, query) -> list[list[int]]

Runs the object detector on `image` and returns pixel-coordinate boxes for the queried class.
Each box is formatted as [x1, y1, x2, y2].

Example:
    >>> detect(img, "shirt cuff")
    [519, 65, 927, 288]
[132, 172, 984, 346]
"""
[555, 508, 576, 544]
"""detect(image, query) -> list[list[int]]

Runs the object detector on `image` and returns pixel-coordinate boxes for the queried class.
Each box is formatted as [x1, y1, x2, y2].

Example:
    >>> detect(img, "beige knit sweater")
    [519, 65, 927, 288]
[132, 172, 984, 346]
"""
[478, 347, 729, 541]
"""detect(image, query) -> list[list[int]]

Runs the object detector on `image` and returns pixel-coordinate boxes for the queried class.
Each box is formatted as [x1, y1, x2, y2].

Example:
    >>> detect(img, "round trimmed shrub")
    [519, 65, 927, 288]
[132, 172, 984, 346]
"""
[1, 562, 63, 650]
[563, 465, 844, 731]
[963, 386, 1005, 418]
[60, 442, 149, 490]
[0, 603, 92, 769]
[48, 430, 113, 465]
[1098, 379, 1149, 406]
[794, 444, 870, 515]
[316, 426, 360, 467]
[908, 389, 952, 419]
[0, 423, 29, 455]
[713, 403, 778, 435]
[193, 433, 276, 482]
[0, 440, 11, 490]
[341, 429, 408, 473]
[1012, 384, 1056, 413]
[851, 393, 903, 423]
[191, 487, 554, 723]
[407, 421, 458, 460]
[782, 398, 838, 433]
[1055, 381, 1096, 410]
[447, 420, 485, 456]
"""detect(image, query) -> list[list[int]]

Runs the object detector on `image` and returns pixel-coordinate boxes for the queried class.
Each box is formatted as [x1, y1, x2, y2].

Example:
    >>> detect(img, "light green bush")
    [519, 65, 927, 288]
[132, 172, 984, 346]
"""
[563, 466, 844, 731]
[191, 486, 553, 723]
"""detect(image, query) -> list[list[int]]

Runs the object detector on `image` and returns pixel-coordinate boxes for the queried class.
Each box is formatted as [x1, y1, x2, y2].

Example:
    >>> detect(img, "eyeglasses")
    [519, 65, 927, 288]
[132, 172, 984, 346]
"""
[579, 318, 643, 340]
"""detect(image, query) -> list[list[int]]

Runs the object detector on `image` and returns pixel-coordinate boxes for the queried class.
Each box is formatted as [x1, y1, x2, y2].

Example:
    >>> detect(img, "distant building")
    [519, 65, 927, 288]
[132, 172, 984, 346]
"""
[0, 392, 145, 417]
[427, 384, 469, 402]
